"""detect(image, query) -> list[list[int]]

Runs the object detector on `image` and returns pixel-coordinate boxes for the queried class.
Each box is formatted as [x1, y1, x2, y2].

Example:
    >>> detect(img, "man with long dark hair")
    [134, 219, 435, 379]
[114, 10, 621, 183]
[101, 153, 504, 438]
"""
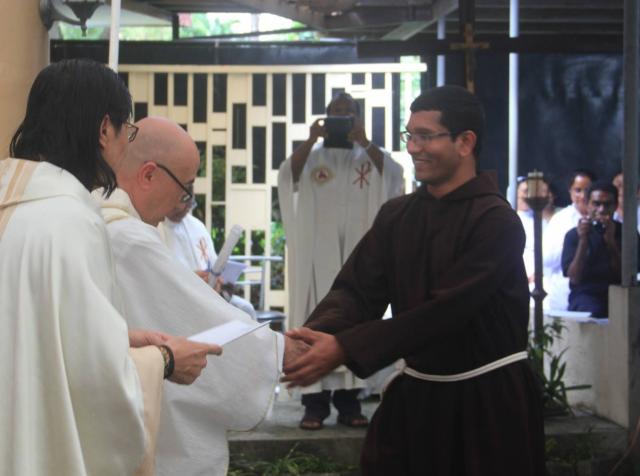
[283, 86, 545, 475]
[0, 59, 219, 475]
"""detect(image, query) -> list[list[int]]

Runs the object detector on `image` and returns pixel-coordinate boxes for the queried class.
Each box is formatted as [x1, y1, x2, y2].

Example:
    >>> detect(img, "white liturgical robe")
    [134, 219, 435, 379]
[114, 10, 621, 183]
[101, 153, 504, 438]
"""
[96, 188, 284, 476]
[543, 204, 584, 310]
[0, 158, 162, 476]
[278, 143, 404, 393]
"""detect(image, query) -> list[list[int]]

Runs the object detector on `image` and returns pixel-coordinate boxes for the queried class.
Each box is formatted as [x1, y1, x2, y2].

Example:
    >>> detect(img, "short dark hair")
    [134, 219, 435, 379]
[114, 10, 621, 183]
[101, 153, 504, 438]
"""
[568, 169, 597, 189]
[326, 92, 361, 117]
[409, 85, 485, 156]
[10, 59, 132, 195]
[587, 180, 618, 205]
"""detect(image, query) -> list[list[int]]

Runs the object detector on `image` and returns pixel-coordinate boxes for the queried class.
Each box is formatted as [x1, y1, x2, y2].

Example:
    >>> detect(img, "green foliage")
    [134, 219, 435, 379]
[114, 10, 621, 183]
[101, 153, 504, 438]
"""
[192, 195, 204, 223]
[58, 23, 172, 41]
[57, 13, 321, 43]
[232, 232, 246, 256]
[212, 159, 225, 200]
[271, 222, 285, 256]
[119, 26, 172, 41]
[251, 230, 266, 255]
[528, 319, 591, 415]
[546, 430, 599, 472]
[232, 166, 247, 183]
[180, 13, 240, 38]
[211, 146, 226, 200]
[229, 445, 355, 476]
[270, 221, 286, 290]
[211, 205, 226, 251]
[58, 23, 105, 40]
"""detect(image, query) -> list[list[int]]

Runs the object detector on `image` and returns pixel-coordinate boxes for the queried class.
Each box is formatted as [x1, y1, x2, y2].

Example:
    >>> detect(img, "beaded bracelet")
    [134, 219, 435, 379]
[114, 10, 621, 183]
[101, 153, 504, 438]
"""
[158, 345, 175, 379]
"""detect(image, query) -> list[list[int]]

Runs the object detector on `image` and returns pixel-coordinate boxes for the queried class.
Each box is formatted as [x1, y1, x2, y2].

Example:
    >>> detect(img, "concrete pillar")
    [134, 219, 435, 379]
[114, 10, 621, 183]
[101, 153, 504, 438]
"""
[613, 287, 640, 428]
[0, 0, 49, 157]
[545, 286, 640, 430]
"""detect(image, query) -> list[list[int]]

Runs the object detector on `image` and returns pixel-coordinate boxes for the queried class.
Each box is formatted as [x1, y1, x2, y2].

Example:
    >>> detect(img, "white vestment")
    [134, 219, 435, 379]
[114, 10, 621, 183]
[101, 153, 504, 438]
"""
[97, 188, 283, 476]
[517, 209, 556, 277]
[158, 214, 257, 320]
[0, 159, 162, 476]
[543, 204, 584, 310]
[614, 206, 640, 233]
[278, 143, 404, 393]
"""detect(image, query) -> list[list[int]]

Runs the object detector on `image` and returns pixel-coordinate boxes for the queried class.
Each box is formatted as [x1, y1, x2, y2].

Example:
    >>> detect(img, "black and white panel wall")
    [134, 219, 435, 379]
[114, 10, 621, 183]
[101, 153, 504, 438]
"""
[121, 63, 425, 315]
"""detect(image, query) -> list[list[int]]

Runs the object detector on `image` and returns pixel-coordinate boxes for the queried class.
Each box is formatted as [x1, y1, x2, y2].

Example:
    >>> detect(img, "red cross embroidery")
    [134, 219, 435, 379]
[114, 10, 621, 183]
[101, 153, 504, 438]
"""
[317, 169, 329, 181]
[198, 238, 209, 263]
[353, 162, 372, 189]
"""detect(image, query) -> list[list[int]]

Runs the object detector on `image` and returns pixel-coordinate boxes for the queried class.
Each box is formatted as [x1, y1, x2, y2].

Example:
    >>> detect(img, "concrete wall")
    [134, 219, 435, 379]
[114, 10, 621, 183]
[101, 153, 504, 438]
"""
[547, 286, 640, 428]
[0, 0, 49, 157]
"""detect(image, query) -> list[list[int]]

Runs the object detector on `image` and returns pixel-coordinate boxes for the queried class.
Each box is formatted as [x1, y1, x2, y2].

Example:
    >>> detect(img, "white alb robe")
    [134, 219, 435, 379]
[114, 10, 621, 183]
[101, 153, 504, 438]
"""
[158, 214, 257, 320]
[613, 206, 640, 233]
[543, 204, 584, 310]
[278, 143, 404, 393]
[96, 188, 284, 476]
[0, 158, 162, 476]
[517, 209, 556, 277]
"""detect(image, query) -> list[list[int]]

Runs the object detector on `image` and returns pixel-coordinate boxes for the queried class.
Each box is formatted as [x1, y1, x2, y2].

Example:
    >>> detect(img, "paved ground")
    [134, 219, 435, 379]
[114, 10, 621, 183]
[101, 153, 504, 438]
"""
[228, 395, 378, 471]
[229, 395, 379, 442]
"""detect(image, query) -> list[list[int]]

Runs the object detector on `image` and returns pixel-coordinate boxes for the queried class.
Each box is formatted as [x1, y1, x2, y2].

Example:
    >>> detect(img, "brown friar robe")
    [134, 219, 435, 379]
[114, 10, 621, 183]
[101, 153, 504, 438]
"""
[306, 172, 546, 476]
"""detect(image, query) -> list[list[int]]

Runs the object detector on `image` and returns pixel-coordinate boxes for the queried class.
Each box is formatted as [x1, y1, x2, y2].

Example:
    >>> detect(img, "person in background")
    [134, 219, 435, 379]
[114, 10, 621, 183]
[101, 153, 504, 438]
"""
[543, 169, 596, 310]
[160, 198, 257, 320]
[278, 92, 404, 430]
[516, 175, 558, 284]
[612, 171, 640, 233]
[561, 181, 638, 317]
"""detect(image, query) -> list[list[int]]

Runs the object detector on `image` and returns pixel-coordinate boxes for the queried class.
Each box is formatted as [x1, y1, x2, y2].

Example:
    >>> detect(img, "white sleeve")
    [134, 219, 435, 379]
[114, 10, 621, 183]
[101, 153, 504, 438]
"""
[108, 220, 281, 431]
[543, 212, 566, 272]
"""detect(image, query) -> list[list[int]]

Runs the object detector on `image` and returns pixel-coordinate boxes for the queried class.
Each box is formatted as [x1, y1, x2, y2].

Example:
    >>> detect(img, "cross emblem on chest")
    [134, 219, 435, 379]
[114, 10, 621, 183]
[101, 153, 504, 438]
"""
[353, 161, 372, 189]
[198, 238, 209, 263]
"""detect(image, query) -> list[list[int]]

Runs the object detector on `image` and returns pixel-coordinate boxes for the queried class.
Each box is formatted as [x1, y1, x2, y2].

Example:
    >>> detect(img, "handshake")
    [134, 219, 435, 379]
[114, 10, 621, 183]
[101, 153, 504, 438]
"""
[129, 325, 347, 389]
[281, 328, 347, 388]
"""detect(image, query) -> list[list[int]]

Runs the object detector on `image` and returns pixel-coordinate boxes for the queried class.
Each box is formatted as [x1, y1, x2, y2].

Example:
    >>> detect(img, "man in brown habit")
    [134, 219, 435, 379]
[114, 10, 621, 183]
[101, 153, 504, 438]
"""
[282, 85, 546, 475]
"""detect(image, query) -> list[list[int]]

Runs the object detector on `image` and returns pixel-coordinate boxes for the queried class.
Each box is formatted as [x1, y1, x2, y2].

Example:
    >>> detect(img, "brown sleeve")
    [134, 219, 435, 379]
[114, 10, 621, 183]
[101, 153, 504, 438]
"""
[308, 206, 526, 378]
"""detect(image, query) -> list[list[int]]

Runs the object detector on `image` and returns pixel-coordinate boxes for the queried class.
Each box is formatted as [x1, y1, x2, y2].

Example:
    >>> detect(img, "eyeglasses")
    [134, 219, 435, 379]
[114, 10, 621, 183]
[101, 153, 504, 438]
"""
[155, 163, 194, 203]
[125, 122, 139, 143]
[400, 131, 452, 147]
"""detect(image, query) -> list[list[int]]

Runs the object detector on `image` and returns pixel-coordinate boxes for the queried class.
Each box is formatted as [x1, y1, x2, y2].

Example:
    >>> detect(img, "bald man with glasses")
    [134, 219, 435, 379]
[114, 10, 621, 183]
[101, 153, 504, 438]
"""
[93, 116, 307, 475]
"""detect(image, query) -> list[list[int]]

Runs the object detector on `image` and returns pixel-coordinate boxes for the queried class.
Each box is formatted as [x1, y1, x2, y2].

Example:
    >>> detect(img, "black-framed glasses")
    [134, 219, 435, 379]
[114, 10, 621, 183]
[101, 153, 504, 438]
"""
[400, 131, 452, 147]
[155, 163, 194, 203]
[125, 122, 139, 143]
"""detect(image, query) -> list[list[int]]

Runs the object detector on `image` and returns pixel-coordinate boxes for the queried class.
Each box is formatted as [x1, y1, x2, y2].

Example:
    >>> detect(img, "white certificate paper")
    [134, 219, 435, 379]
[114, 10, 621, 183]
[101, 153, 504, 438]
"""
[221, 260, 247, 284]
[189, 321, 269, 346]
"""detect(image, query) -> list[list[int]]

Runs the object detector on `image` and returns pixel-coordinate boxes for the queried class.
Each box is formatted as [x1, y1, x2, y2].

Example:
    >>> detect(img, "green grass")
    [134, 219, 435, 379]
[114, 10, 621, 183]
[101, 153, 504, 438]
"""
[229, 444, 356, 476]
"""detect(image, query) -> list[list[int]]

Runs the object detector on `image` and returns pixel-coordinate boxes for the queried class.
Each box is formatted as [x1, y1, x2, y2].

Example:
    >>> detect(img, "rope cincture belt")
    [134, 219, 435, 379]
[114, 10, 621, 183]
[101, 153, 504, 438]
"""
[382, 350, 528, 394]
